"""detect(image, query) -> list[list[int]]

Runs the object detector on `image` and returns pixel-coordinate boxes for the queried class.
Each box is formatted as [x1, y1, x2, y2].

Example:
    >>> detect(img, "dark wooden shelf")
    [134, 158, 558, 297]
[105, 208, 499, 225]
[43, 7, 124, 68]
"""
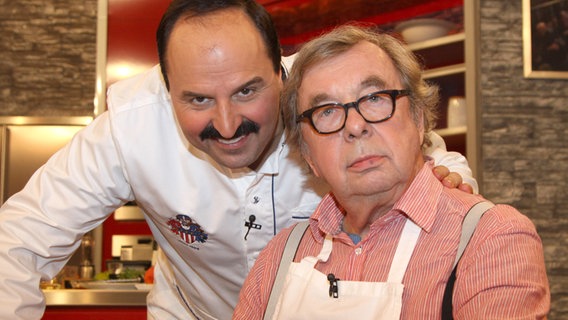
[409, 33, 465, 69]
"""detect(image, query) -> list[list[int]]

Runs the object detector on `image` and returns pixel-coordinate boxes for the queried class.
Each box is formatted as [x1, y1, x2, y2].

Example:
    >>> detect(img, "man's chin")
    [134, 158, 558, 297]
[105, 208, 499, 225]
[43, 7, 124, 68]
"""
[209, 147, 259, 170]
[214, 156, 256, 170]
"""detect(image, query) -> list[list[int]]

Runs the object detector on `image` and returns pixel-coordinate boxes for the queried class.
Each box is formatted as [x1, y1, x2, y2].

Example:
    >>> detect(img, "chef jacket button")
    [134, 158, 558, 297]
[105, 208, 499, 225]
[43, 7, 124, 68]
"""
[355, 247, 362, 255]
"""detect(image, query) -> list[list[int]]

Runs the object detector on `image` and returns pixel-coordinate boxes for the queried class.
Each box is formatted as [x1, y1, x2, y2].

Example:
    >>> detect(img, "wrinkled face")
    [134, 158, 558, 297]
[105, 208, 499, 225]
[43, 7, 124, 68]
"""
[167, 9, 283, 170]
[297, 41, 424, 201]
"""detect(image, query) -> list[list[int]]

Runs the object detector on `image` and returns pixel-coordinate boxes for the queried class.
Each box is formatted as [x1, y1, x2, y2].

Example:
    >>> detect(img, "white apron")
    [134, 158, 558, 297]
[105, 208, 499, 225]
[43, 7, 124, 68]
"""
[271, 218, 421, 320]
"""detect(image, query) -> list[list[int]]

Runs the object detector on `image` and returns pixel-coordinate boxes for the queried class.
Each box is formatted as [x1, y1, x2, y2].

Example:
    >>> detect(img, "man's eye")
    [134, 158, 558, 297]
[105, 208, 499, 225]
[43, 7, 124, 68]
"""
[368, 95, 383, 103]
[367, 93, 389, 104]
[321, 107, 337, 117]
[191, 97, 211, 105]
[237, 88, 255, 98]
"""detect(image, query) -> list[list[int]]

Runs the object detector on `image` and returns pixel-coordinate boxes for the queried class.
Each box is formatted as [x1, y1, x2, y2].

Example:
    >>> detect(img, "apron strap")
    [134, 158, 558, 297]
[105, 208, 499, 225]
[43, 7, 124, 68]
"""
[451, 201, 495, 269]
[441, 200, 494, 320]
[264, 221, 310, 320]
[386, 218, 422, 283]
[316, 234, 334, 262]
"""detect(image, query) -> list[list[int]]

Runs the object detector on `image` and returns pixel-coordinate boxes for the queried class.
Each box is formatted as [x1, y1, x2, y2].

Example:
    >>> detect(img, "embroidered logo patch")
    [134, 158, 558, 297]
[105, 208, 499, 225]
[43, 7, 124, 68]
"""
[167, 214, 208, 244]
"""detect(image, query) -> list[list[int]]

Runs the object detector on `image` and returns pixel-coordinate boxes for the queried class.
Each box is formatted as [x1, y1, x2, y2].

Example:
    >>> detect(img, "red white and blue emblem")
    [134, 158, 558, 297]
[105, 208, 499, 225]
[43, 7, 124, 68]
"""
[167, 214, 208, 244]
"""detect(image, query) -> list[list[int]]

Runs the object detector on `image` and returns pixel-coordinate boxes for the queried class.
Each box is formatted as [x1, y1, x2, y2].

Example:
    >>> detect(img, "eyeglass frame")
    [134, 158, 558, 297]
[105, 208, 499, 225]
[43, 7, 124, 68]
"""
[295, 89, 411, 134]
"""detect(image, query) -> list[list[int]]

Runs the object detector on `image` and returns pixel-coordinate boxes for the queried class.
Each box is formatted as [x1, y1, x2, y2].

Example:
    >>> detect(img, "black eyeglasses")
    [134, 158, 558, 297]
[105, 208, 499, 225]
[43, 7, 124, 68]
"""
[296, 90, 410, 134]
[296, 89, 410, 134]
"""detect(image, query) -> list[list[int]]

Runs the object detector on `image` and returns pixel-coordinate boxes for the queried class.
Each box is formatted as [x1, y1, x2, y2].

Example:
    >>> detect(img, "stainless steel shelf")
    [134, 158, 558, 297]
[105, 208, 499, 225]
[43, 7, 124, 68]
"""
[43, 289, 148, 306]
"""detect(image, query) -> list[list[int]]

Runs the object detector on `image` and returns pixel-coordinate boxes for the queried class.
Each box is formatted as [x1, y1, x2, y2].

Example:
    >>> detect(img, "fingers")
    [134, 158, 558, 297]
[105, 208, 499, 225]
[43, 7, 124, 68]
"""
[433, 166, 474, 194]
[442, 172, 463, 189]
[433, 165, 450, 181]
[458, 183, 474, 194]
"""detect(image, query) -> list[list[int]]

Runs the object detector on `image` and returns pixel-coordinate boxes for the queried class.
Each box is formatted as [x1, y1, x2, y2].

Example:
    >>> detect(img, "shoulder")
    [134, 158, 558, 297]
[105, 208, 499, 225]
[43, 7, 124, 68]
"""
[480, 203, 539, 235]
[458, 202, 543, 266]
[481, 204, 538, 237]
[444, 190, 538, 234]
[104, 66, 178, 139]
[254, 221, 315, 273]
[106, 65, 169, 114]
[260, 223, 299, 261]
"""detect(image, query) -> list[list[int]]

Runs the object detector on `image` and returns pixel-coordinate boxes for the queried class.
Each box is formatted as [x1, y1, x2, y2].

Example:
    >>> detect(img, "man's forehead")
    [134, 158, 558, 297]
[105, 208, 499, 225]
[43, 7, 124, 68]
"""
[166, 10, 275, 93]
[170, 8, 262, 49]
[302, 44, 399, 87]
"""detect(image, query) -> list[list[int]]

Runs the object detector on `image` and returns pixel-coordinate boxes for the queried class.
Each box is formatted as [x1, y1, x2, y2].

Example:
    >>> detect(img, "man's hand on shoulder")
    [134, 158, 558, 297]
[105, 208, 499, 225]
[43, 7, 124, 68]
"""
[433, 165, 474, 194]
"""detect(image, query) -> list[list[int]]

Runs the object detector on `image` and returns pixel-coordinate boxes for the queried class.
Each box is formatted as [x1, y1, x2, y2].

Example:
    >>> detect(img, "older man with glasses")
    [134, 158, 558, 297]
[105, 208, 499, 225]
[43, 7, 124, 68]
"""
[234, 25, 550, 320]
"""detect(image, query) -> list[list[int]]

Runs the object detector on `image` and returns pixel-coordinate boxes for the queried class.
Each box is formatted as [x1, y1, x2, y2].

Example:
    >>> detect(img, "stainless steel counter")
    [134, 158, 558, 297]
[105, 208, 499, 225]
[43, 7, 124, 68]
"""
[43, 289, 148, 306]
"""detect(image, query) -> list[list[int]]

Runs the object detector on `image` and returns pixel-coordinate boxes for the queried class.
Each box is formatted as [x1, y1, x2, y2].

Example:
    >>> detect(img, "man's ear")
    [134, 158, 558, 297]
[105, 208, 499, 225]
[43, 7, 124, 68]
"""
[302, 149, 321, 178]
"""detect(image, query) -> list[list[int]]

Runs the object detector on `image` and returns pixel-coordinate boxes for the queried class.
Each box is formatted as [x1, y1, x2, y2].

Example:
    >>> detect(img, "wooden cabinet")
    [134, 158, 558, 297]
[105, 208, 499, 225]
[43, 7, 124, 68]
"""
[400, 1, 480, 178]
[409, 32, 467, 156]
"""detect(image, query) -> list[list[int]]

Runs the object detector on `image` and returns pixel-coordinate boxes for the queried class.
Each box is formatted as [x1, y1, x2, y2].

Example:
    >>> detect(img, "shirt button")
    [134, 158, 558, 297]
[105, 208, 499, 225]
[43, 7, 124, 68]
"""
[355, 247, 362, 255]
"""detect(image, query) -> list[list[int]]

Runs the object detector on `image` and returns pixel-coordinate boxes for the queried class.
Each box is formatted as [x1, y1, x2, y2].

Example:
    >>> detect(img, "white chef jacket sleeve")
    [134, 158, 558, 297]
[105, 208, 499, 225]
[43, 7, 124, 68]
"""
[425, 131, 478, 193]
[0, 113, 133, 319]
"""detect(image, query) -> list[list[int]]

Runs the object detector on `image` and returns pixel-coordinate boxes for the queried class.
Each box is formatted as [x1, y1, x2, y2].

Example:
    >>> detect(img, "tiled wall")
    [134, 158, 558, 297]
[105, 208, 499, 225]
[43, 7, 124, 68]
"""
[0, 0, 97, 116]
[479, 1, 568, 318]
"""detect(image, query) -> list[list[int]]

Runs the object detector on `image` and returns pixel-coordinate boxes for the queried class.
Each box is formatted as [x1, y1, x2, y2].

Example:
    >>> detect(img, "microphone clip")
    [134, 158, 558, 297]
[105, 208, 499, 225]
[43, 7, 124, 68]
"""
[327, 273, 339, 298]
[244, 215, 262, 240]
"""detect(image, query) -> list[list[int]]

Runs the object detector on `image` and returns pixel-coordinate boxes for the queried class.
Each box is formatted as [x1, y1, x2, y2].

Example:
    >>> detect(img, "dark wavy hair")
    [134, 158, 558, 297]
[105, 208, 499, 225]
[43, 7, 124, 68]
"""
[156, 0, 282, 90]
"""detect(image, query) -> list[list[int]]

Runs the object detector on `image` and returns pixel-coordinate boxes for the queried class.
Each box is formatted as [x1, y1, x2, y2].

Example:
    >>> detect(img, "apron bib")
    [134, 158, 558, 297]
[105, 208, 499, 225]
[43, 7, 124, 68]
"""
[272, 218, 421, 320]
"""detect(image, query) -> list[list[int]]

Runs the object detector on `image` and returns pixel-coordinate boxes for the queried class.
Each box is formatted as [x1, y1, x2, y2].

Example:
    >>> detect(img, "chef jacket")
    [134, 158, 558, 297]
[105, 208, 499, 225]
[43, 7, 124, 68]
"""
[0, 65, 475, 319]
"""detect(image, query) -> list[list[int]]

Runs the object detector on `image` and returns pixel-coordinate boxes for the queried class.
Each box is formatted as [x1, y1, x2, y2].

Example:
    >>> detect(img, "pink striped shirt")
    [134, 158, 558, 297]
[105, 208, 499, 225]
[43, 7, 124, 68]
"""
[234, 162, 550, 319]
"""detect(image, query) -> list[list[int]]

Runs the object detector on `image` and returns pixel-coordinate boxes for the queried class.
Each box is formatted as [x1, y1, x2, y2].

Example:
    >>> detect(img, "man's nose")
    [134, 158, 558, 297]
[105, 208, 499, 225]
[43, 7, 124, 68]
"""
[212, 101, 241, 138]
[343, 107, 369, 138]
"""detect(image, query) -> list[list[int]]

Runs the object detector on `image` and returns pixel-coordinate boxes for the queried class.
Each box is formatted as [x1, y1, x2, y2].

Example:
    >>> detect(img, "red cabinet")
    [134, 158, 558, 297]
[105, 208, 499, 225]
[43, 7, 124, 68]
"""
[43, 306, 146, 320]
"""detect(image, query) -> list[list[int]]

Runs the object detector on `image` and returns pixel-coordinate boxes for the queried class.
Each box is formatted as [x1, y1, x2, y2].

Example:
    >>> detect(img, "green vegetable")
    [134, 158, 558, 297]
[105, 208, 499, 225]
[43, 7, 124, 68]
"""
[93, 268, 144, 281]
[119, 268, 144, 280]
[94, 271, 110, 281]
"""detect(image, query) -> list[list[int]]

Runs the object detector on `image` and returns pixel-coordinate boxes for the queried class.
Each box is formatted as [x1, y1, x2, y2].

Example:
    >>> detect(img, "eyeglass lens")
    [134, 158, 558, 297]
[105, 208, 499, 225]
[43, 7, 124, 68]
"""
[311, 91, 395, 133]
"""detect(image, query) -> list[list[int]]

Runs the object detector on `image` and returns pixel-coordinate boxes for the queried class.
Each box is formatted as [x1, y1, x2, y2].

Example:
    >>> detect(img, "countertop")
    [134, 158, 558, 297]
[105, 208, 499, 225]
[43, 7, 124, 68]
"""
[43, 289, 149, 306]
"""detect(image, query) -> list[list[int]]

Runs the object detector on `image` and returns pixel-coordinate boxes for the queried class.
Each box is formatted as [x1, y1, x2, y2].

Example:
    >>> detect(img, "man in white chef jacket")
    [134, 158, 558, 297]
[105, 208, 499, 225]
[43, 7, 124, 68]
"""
[0, 1, 476, 319]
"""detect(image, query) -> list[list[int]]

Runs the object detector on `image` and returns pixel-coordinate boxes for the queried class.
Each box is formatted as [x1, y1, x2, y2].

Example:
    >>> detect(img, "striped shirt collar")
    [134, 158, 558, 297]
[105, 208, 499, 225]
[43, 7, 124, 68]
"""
[311, 160, 442, 239]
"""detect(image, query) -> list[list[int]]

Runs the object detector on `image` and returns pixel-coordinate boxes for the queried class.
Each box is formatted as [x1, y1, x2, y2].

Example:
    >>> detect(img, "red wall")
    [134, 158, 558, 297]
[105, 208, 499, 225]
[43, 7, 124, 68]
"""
[101, 0, 170, 270]
[106, 0, 170, 86]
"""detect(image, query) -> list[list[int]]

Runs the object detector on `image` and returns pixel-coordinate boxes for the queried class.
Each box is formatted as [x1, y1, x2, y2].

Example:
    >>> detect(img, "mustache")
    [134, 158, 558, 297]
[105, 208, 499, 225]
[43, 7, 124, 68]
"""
[199, 120, 260, 141]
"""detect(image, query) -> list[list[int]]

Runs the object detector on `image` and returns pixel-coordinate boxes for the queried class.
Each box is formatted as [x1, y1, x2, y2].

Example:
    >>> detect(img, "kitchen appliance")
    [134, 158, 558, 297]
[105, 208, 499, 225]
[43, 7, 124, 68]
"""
[0, 117, 90, 202]
[107, 234, 155, 272]
[79, 234, 95, 279]
[0, 117, 103, 274]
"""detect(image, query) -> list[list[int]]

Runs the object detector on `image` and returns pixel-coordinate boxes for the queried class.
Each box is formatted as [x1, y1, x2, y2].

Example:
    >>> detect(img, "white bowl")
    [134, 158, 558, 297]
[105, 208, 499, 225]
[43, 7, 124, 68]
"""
[395, 18, 455, 44]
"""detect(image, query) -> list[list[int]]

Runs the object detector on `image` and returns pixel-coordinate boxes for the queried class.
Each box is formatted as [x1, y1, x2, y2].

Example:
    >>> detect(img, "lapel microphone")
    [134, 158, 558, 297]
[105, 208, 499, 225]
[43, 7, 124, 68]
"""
[244, 214, 262, 240]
